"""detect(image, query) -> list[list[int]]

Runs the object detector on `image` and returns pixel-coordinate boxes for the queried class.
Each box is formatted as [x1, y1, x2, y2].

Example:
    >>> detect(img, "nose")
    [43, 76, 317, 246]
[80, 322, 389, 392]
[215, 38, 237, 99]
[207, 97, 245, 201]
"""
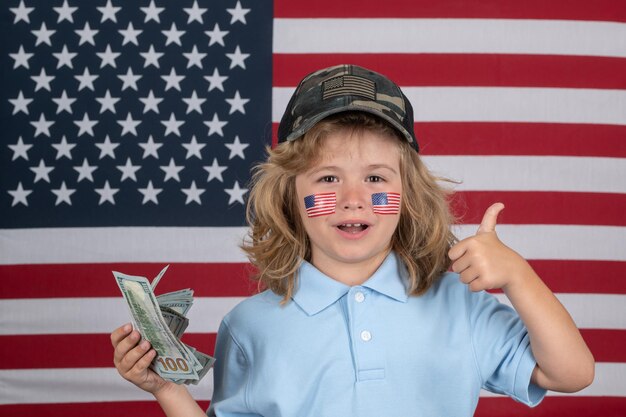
[338, 183, 366, 211]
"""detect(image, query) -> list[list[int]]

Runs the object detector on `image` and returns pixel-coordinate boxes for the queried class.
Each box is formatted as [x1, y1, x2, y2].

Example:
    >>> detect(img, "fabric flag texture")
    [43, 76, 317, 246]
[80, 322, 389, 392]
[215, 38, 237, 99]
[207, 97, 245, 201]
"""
[371, 192, 401, 215]
[0, 1, 625, 416]
[304, 192, 337, 217]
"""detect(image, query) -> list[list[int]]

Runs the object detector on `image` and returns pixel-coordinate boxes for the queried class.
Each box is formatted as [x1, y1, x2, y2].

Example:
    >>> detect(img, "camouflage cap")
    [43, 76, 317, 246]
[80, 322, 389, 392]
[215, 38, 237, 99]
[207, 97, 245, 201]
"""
[277, 64, 418, 152]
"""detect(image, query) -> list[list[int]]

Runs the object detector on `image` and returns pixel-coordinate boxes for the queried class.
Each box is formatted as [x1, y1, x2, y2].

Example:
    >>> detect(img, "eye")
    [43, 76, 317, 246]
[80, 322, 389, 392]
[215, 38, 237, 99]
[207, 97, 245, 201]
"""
[319, 175, 338, 183]
[366, 175, 384, 183]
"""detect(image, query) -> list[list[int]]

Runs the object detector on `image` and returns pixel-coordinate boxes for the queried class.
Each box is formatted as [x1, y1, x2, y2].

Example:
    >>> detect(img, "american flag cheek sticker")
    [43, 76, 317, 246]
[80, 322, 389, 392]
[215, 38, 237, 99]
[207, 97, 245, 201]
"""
[371, 192, 401, 214]
[304, 192, 336, 218]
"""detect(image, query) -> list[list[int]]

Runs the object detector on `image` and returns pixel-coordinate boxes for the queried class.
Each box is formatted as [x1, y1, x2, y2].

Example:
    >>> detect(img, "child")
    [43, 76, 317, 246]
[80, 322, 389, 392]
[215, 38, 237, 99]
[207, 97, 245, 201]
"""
[111, 64, 594, 416]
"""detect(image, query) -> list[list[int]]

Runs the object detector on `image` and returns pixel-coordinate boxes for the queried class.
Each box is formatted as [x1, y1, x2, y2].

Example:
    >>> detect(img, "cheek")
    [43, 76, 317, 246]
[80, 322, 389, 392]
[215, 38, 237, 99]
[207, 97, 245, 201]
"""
[299, 212, 329, 246]
[303, 192, 336, 218]
[382, 213, 401, 231]
[371, 192, 401, 215]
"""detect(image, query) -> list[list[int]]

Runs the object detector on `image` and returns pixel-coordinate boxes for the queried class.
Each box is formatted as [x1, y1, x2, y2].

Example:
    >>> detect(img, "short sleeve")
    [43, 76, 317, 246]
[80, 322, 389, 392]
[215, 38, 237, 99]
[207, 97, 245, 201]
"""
[466, 289, 547, 407]
[207, 320, 260, 417]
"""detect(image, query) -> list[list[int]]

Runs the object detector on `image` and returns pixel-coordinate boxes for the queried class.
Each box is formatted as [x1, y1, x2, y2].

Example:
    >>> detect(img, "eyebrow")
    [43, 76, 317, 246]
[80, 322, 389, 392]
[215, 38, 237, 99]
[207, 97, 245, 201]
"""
[367, 164, 398, 175]
[306, 165, 340, 178]
[306, 164, 398, 177]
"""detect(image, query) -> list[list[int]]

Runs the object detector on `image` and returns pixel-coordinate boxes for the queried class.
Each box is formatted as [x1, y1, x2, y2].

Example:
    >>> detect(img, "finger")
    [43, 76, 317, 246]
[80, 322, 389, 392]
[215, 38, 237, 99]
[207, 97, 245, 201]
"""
[477, 202, 505, 235]
[459, 266, 480, 285]
[468, 277, 487, 293]
[133, 348, 157, 373]
[451, 257, 472, 274]
[120, 340, 152, 374]
[448, 240, 468, 262]
[113, 330, 141, 364]
[111, 323, 132, 348]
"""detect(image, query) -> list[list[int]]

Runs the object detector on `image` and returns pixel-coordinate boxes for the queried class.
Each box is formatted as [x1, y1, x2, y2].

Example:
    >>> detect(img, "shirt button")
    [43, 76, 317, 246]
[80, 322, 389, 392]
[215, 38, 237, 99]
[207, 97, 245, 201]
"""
[360, 330, 372, 342]
[354, 291, 365, 303]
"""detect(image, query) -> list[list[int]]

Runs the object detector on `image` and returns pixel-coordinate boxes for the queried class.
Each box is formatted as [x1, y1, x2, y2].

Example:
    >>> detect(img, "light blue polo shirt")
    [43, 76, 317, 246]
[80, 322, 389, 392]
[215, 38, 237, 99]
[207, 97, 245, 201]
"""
[208, 252, 546, 417]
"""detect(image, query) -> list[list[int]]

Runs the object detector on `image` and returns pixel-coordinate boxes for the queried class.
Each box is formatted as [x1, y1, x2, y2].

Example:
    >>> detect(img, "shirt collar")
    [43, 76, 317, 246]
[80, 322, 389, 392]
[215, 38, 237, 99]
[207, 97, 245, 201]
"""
[362, 251, 410, 303]
[292, 251, 409, 316]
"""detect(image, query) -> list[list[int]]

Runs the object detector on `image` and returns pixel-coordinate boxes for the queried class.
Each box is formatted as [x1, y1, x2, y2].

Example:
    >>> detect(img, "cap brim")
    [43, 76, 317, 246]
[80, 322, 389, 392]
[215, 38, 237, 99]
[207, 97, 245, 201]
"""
[284, 105, 416, 149]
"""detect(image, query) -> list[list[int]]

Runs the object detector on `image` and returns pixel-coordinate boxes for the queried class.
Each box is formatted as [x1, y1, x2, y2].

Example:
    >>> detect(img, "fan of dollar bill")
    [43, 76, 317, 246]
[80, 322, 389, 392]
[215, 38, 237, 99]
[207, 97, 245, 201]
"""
[113, 265, 215, 385]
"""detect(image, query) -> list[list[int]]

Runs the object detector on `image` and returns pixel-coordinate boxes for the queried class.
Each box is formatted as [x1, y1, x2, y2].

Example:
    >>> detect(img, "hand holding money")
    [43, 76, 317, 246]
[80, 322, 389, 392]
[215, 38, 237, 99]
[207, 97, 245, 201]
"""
[112, 266, 215, 385]
[111, 323, 169, 394]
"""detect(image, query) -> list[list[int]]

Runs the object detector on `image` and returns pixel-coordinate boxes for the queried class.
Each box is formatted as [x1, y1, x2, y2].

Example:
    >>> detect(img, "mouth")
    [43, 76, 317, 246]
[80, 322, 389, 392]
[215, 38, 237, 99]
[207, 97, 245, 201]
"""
[336, 223, 369, 234]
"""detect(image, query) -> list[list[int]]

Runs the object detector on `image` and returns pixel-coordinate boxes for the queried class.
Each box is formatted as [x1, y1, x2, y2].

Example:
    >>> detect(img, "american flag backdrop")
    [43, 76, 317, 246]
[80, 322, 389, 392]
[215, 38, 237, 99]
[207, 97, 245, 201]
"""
[0, 0, 625, 416]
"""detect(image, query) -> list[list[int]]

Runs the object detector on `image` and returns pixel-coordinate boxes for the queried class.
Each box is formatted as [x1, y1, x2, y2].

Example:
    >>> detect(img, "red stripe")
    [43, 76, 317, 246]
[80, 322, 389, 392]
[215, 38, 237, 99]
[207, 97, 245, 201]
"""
[2, 398, 625, 417]
[273, 54, 626, 89]
[0, 263, 257, 299]
[2, 397, 623, 417]
[274, 0, 626, 22]
[0, 401, 211, 417]
[1, 330, 623, 369]
[450, 191, 626, 226]
[474, 396, 626, 417]
[272, 122, 626, 158]
[581, 329, 626, 363]
[1, 261, 624, 302]
[416, 122, 626, 158]
[527, 260, 626, 294]
[0, 333, 217, 370]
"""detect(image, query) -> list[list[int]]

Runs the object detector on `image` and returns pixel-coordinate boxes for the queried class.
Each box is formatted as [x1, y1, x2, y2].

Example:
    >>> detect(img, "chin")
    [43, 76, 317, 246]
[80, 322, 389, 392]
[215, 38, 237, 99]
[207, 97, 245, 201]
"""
[330, 247, 388, 265]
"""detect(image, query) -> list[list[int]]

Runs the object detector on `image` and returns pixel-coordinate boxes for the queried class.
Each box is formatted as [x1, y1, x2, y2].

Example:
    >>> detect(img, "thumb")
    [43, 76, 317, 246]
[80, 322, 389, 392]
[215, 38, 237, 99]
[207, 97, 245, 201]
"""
[477, 202, 505, 235]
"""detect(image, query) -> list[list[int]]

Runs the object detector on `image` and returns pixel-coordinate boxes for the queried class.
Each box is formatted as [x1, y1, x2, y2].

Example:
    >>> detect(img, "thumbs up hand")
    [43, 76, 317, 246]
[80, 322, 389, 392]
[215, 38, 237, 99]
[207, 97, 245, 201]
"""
[448, 203, 531, 292]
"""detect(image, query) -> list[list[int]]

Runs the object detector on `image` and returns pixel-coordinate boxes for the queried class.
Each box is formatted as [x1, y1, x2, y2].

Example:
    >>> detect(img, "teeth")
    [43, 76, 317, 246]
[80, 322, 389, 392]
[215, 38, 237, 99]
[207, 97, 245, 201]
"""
[341, 223, 362, 227]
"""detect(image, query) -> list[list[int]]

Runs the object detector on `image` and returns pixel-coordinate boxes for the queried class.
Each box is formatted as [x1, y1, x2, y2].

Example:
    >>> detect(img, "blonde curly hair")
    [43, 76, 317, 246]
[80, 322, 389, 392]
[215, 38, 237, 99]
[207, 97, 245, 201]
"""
[242, 112, 458, 302]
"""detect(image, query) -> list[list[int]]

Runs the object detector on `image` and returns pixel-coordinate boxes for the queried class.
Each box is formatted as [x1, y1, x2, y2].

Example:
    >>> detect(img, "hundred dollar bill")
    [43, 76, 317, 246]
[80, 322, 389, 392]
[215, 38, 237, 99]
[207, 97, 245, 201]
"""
[157, 288, 194, 316]
[114, 271, 199, 382]
[187, 345, 216, 385]
[151, 265, 170, 291]
[160, 305, 189, 339]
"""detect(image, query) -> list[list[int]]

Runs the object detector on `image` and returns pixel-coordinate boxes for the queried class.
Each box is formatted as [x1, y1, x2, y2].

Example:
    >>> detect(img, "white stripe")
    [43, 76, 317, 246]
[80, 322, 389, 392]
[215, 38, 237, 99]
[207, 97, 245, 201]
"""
[307, 206, 335, 212]
[0, 367, 214, 405]
[308, 206, 335, 212]
[273, 18, 626, 57]
[0, 362, 623, 405]
[0, 297, 245, 335]
[307, 210, 335, 216]
[1, 224, 623, 264]
[454, 224, 626, 261]
[494, 293, 626, 330]
[423, 156, 626, 194]
[272, 87, 626, 126]
[0, 226, 249, 265]
[0, 294, 623, 336]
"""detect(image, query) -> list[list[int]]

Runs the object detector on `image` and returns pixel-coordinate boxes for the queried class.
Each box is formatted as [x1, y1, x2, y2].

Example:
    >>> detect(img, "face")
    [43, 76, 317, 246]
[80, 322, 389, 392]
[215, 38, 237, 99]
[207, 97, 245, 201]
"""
[295, 129, 403, 279]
